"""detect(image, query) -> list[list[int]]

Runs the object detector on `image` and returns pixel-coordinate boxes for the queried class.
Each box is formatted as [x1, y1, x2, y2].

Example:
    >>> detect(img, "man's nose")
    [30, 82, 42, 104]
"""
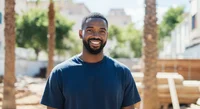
[93, 31, 99, 36]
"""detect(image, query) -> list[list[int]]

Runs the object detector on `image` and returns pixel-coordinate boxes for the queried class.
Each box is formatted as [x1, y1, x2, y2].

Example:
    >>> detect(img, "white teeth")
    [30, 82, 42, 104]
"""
[90, 41, 100, 44]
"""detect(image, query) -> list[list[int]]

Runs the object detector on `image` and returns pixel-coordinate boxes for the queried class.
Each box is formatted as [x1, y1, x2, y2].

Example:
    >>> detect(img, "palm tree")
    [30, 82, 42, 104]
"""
[46, 0, 55, 78]
[140, 0, 159, 109]
[3, 0, 16, 109]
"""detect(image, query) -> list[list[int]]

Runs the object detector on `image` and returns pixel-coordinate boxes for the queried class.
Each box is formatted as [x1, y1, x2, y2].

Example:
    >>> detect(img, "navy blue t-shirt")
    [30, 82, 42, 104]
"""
[41, 55, 141, 109]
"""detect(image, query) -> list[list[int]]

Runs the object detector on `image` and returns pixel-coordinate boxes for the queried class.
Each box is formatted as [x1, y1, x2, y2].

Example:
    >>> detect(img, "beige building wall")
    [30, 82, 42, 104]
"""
[190, 0, 200, 40]
[182, 0, 200, 58]
[59, 2, 90, 32]
[106, 9, 132, 27]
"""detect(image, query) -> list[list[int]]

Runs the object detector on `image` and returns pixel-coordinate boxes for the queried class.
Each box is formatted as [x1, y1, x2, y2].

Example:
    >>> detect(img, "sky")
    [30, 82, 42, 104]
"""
[73, 0, 190, 28]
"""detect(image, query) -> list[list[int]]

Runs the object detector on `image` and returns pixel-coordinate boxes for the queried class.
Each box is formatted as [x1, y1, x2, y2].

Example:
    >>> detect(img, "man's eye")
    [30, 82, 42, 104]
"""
[100, 31, 106, 34]
[87, 29, 93, 33]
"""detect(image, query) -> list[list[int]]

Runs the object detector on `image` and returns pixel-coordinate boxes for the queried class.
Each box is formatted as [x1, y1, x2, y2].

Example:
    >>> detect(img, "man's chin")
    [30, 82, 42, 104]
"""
[89, 43, 101, 48]
[89, 45, 101, 50]
[87, 48, 102, 54]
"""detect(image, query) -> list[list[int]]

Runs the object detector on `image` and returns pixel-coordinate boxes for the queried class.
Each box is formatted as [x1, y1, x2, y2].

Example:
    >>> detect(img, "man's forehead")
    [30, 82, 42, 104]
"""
[83, 18, 107, 30]
[85, 18, 107, 25]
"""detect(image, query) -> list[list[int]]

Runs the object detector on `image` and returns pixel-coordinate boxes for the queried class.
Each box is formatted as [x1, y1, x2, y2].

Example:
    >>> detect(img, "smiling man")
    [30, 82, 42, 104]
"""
[41, 12, 141, 109]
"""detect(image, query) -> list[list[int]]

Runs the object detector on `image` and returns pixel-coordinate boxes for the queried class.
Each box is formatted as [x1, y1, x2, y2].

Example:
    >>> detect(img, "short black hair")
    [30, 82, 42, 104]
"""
[81, 12, 108, 29]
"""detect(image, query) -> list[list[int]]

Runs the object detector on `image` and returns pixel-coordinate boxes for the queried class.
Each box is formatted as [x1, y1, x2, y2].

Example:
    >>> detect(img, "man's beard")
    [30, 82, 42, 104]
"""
[83, 38, 106, 54]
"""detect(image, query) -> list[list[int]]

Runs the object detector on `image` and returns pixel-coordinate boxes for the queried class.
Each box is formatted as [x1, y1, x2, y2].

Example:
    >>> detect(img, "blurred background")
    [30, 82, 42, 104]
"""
[0, 0, 200, 109]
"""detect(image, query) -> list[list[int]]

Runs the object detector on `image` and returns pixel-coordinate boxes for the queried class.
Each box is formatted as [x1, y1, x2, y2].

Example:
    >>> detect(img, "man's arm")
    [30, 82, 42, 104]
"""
[122, 104, 134, 109]
[47, 106, 57, 109]
[121, 68, 140, 109]
[41, 68, 64, 108]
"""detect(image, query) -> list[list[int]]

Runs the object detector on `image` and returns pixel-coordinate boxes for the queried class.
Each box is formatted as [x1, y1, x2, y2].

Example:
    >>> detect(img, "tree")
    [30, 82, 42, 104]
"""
[158, 6, 184, 50]
[65, 32, 82, 56]
[16, 9, 74, 60]
[141, 0, 159, 109]
[109, 43, 135, 58]
[108, 24, 142, 58]
[159, 6, 184, 39]
[3, 0, 16, 109]
[108, 25, 134, 58]
[108, 25, 122, 41]
[123, 24, 142, 57]
[46, 0, 55, 78]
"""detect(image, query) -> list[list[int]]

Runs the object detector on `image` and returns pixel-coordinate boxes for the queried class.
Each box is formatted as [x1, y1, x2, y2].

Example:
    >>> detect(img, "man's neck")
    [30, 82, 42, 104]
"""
[80, 51, 104, 63]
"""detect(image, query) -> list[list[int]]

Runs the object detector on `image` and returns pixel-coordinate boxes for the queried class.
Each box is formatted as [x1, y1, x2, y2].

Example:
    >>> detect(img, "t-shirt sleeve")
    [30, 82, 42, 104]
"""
[40, 68, 64, 109]
[122, 68, 141, 107]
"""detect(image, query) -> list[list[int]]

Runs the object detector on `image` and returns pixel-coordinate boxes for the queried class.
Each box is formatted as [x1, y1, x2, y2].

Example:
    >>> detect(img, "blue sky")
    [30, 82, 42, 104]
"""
[73, 0, 190, 28]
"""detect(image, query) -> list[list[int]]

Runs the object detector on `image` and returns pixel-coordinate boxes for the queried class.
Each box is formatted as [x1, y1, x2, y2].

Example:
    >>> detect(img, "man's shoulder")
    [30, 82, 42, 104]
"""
[106, 56, 132, 79]
[53, 55, 80, 70]
[106, 56, 130, 71]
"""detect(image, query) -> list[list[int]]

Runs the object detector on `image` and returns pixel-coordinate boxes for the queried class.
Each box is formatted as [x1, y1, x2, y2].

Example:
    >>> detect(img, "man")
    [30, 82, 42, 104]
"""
[41, 12, 141, 109]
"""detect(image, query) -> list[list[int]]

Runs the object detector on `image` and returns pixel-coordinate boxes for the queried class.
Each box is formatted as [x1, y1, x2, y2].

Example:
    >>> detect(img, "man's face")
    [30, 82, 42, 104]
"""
[79, 18, 108, 54]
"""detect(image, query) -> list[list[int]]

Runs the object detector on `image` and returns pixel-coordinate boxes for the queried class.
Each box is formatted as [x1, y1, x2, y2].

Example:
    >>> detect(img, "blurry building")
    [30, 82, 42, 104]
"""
[13, 0, 133, 32]
[184, 0, 200, 58]
[25, 1, 132, 31]
[0, 0, 133, 58]
[59, 1, 91, 32]
[26, 0, 90, 32]
[160, 0, 200, 59]
[159, 14, 190, 59]
[106, 9, 132, 27]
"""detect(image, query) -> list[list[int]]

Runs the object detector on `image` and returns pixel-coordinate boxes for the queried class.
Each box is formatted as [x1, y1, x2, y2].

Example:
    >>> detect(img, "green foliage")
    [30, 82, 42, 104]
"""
[108, 25, 122, 41]
[158, 6, 185, 51]
[109, 42, 135, 58]
[159, 6, 185, 40]
[123, 24, 142, 57]
[65, 32, 82, 56]
[108, 24, 142, 58]
[16, 9, 74, 59]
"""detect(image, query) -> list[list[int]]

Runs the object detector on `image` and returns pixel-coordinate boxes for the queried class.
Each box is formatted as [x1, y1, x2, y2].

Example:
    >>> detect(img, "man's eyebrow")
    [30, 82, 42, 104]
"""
[86, 27, 93, 29]
[85, 27, 107, 31]
[100, 28, 107, 31]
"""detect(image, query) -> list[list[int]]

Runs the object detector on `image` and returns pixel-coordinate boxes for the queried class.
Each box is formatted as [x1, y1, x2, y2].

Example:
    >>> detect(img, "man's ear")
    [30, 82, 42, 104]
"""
[79, 30, 83, 39]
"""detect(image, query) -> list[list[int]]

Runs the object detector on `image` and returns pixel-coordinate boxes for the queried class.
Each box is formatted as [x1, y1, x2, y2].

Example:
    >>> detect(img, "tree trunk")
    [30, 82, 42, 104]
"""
[46, 0, 55, 78]
[3, 0, 16, 109]
[140, 0, 159, 109]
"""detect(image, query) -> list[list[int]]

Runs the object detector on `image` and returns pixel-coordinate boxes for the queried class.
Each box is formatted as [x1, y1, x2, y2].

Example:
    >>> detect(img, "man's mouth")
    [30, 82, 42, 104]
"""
[90, 40, 101, 45]
[89, 39, 102, 47]
[83, 38, 106, 54]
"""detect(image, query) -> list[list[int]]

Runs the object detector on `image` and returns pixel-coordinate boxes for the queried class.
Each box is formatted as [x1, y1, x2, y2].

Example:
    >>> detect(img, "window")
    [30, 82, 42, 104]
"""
[0, 41, 2, 49]
[0, 12, 2, 24]
[192, 14, 197, 30]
